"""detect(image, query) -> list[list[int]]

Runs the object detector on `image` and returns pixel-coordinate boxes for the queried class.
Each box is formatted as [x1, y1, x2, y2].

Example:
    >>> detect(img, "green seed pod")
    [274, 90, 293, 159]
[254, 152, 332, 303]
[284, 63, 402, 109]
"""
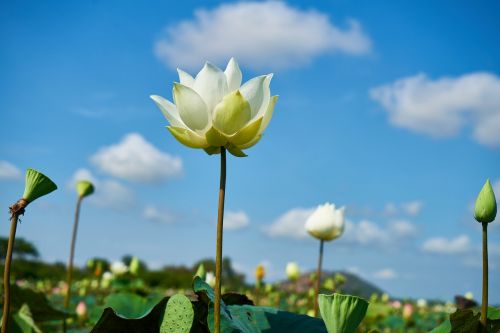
[22, 168, 57, 203]
[474, 179, 497, 223]
[76, 180, 95, 198]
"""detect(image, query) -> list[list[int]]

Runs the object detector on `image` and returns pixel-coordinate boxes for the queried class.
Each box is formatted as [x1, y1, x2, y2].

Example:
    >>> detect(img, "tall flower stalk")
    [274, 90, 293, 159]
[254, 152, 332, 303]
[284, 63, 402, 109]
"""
[151, 58, 277, 333]
[214, 147, 226, 330]
[473, 179, 497, 331]
[305, 203, 345, 317]
[63, 180, 94, 333]
[2, 169, 57, 333]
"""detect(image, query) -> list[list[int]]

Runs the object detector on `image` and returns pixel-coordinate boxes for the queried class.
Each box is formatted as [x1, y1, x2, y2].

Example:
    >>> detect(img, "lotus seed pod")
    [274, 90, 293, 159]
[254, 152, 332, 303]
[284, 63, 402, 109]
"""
[255, 264, 265, 282]
[22, 168, 57, 203]
[474, 179, 497, 223]
[76, 180, 94, 198]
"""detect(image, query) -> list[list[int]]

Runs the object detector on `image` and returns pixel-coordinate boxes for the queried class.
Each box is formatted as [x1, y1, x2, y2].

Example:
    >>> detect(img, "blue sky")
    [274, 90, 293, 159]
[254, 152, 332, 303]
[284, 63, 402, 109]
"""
[1, 0, 499, 302]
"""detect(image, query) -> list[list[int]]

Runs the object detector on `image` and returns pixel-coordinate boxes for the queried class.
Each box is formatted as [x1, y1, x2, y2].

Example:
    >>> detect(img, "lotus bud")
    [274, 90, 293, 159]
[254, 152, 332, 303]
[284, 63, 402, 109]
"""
[255, 264, 265, 282]
[305, 203, 345, 241]
[75, 301, 87, 319]
[402, 303, 413, 320]
[129, 256, 140, 276]
[195, 263, 206, 279]
[205, 271, 216, 288]
[465, 291, 474, 300]
[285, 262, 300, 281]
[474, 179, 497, 223]
[76, 180, 94, 198]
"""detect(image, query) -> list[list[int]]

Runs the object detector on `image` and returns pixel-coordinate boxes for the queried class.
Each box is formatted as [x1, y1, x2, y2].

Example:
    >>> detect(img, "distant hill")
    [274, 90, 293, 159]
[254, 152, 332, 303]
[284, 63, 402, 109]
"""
[279, 270, 384, 299]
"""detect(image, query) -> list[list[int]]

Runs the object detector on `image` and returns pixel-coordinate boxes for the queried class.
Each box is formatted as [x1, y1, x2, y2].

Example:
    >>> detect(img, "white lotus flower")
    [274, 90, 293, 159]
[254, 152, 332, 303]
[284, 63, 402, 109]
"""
[285, 262, 301, 281]
[305, 203, 345, 241]
[151, 58, 277, 157]
[205, 271, 216, 288]
[110, 261, 128, 276]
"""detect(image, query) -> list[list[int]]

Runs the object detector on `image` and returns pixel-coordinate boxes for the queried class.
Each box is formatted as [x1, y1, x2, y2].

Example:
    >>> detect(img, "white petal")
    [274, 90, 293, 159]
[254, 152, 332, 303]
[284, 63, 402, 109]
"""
[150, 95, 186, 128]
[193, 62, 228, 113]
[224, 58, 242, 92]
[173, 83, 210, 132]
[177, 68, 195, 88]
[239, 74, 272, 118]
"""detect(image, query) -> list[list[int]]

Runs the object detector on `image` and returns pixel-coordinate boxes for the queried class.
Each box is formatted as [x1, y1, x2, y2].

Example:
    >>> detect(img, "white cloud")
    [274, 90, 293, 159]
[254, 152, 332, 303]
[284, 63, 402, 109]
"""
[264, 207, 418, 248]
[0, 161, 21, 180]
[90, 133, 182, 183]
[68, 169, 134, 211]
[373, 268, 397, 280]
[402, 201, 423, 216]
[224, 211, 250, 230]
[384, 201, 423, 217]
[263, 207, 315, 239]
[155, 1, 371, 71]
[370, 72, 500, 147]
[421, 235, 471, 254]
[68, 168, 98, 189]
[389, 220, 418, 238]
[342, 219, 418, 248]
[143, 205, 176, 224]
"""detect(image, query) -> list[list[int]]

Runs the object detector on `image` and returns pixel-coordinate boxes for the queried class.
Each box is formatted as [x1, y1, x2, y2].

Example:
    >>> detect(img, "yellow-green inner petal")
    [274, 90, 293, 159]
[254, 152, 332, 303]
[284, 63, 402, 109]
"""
[205, 127, 228, 146]
[167, 126, 209, 149]
[230, 117, 263, 146]
[212, 91, 251, 135]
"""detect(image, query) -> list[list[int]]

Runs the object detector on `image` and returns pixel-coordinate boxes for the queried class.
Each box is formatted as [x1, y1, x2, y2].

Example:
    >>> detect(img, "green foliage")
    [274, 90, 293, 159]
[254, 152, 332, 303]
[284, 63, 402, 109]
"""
[102, 293, 163, 318]
[429, 307, 500, 333]
[193, 276, 328, 333]
[318, 293, 369, 333]
[0, 284, 70, 324]
[22, 168, 57, 203]
[10, 304, 42, 333]
[0, 237, 39, 259]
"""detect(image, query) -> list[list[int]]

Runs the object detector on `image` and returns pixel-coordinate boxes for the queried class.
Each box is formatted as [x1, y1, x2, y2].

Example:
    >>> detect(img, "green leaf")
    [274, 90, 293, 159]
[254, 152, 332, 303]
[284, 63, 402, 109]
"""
[22, 168, 57, 203]
[160, 294, 194, 333]
[450, 309, 480, 333]
[104, 293, 163, 319]
[90, 298, 169, 333]
[318, 293, 369, 333]
[193, 277, 327, 333]
[10, 284, 70, 322]
[428, 320, 451, 333]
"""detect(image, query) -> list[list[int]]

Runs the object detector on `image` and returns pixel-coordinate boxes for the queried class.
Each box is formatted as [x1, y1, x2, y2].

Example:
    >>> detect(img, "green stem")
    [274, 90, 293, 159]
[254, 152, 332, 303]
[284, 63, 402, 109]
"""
[481, 222, 488, 332]
[2, 210, 21, 333]
[214, 147, 226, 333]
[314, 239, 324, 317]
[63, 196, 83, 333]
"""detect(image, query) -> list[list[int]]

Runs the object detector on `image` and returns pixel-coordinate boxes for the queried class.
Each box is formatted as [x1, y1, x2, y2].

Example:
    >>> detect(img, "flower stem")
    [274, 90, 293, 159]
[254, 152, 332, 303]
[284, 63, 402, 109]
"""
[214, 147, 226, 333]
[2, 199, 26, 333]
[63, 196, 83, 333]
[481, 222, 488, 332]
[314, 239, 324, 317]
